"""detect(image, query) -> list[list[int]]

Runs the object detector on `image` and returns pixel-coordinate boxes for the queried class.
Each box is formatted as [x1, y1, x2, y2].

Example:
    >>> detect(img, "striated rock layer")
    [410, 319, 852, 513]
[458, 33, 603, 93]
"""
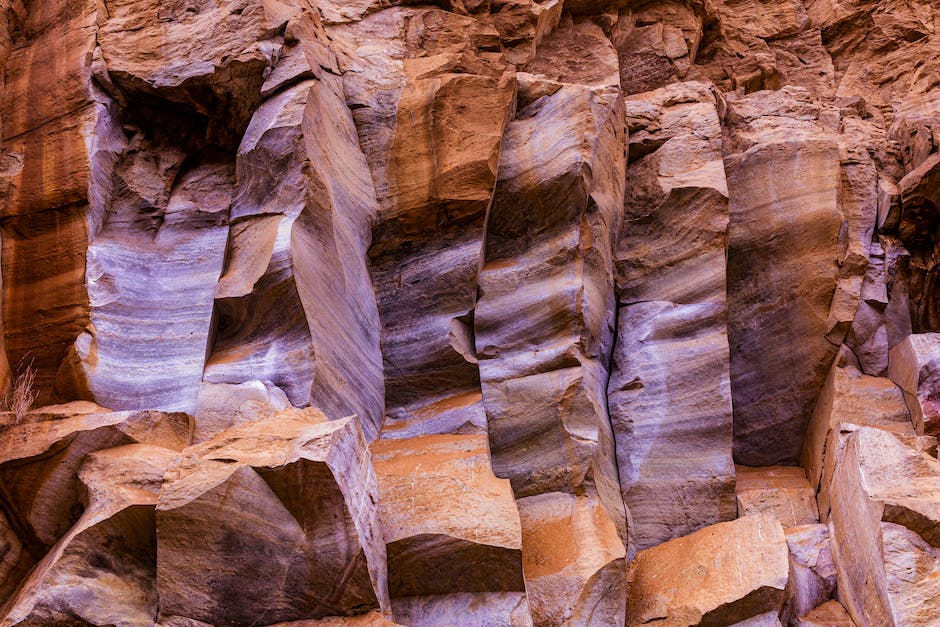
[0, 0, 939, 625]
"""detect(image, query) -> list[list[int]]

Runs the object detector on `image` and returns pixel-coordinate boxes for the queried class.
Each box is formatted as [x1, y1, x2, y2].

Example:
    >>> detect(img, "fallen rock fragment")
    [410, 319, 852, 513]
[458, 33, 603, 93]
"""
[795, 600, 855, 626]
[828, 427, 940, 626]
[625, 514, 789, 627]
[781, 524, 837, 625]
[517, 492, 625, 626]
[0, 402, 191, 584]
[889, 332, 940, 437]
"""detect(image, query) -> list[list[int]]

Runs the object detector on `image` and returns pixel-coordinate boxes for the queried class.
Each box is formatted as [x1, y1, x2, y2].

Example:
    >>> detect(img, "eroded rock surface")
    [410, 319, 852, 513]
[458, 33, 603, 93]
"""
[1, 0, 940, 624]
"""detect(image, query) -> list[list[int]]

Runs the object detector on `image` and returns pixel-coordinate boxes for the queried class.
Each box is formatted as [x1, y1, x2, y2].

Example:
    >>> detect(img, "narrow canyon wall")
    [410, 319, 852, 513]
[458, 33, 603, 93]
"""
[0, 0, 939, 625]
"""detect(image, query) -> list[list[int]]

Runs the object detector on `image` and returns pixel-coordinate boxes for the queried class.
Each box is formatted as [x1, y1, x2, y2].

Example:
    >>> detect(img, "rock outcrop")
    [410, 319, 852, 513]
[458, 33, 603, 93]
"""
[1, 0, 939, 624]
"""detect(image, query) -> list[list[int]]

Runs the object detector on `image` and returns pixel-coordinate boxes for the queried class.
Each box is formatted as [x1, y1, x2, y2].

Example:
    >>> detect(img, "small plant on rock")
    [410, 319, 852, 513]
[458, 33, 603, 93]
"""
[2, 358, 37, 424]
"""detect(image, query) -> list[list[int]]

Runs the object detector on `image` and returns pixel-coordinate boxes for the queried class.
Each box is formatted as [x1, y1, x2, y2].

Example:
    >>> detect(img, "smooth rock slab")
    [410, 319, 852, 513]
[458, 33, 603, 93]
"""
[370, 435, 523, 599]
[156, 413, 388, 624]
[724, 88, 842, 466]
[625, 514, 789, 627]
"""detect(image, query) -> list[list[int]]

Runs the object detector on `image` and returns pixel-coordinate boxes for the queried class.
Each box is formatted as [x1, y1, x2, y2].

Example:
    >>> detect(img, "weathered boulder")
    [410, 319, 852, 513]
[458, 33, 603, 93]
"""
[625, 514, 789, 627]
[828, 426, 940, 626]
[888, 332, 940, 437]
[611, 81, 735, 552]
[795, 600, 855, 627]
[0, 402, 191, 597]
[156, 412, 388, 624]
[802, 347, 914, 519]
[192, 380, 292, 443]
[781, 524, 838, 625]
[370, 435, 523, 600]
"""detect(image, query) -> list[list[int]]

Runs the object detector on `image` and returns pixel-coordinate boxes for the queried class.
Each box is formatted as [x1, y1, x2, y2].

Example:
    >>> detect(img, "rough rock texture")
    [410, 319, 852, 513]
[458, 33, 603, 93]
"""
[828, 427, 940, 626]
[369, 435, 523, 601]
[2, 0, 940, 624]
[781, 524, 838, 626]
[796, 601, 856, 627]
[735, 466, 819, 528]
[517, 492, 626, 626]
[625, 515, 790, 626]
[156, 412, 388, 624]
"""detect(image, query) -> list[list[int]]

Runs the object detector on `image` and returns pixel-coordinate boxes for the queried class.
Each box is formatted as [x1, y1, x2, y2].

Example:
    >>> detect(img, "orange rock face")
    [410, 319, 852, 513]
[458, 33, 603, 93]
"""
[0, 0, 939, 625]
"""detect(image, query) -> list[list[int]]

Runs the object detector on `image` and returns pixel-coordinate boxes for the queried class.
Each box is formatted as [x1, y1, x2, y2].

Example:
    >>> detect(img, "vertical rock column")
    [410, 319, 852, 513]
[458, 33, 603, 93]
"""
[331, 8, 516, 439]
[78, 0, 286, 414]
[474, 18, 628, 625]
[203, 7, 385, 440]
[329, 9, 525, 624]
[0, 0, 111, 402]
[723, 87, 843, 465]
[609, 81, 736, 553]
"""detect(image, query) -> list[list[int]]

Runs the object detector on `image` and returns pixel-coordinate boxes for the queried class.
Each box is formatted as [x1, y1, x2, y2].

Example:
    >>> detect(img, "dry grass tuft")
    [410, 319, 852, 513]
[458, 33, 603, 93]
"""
[3, 358, 37, 424]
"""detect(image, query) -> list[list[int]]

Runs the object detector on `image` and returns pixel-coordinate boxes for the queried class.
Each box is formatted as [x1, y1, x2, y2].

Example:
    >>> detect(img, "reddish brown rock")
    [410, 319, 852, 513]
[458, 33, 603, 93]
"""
[796, 600, 856, 627]
[724, 87, 843, 466]
[625, 514, 790, 627]
[828, 427, 940, 626]
[517, 492, 625, 626]
[736, 466, 819, 528]
[370, 435, 523, 600]
[0, 0, 103, 401]
[474, 22, 627, 546]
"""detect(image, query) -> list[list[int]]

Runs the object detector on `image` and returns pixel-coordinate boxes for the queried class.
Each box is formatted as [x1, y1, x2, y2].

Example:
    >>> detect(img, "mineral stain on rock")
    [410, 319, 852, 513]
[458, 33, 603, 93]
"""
[0, 0, 939, 625]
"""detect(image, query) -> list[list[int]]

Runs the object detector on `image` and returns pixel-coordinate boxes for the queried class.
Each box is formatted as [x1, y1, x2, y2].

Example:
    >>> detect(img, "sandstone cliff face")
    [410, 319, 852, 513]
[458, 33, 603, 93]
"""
[0, 0, 939, 625]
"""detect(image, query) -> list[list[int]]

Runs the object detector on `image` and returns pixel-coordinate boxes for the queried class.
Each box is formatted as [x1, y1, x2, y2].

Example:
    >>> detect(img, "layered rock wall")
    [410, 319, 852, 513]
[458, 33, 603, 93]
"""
[1, 0, 939, 625]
